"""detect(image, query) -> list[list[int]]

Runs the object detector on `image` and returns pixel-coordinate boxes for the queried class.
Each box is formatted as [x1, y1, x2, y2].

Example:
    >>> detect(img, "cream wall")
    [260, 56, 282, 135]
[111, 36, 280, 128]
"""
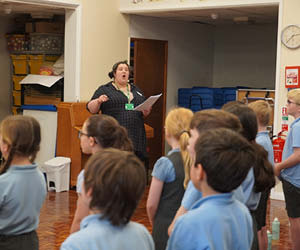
[79, 0, 130, 101]
[0, 17, 15, 121]
[276, 0, 300, 127]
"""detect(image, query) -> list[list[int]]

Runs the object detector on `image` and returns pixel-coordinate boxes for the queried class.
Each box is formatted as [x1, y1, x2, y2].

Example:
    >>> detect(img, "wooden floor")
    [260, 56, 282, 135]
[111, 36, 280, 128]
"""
[38, 187, 292, 250]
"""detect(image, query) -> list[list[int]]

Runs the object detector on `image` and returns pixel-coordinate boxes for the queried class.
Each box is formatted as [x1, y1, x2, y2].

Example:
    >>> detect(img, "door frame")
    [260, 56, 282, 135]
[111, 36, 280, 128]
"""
[5, 0, 82, 102]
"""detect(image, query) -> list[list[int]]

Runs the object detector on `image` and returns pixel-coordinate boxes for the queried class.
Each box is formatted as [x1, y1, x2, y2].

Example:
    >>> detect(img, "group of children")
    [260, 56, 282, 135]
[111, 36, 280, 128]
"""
[1, 90, 300, 250]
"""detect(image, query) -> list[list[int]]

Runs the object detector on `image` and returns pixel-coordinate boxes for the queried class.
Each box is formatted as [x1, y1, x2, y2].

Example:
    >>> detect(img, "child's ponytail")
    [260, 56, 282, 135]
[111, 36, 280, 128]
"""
[179, 131, 193, 189]
[0, 145, 15, 175]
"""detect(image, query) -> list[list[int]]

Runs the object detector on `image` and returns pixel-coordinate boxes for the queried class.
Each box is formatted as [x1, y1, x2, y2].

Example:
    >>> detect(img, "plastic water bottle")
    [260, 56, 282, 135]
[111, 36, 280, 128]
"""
[267, 230, 272, 250]
[272, 217, 280, 240]
[282, 107, 289, 131]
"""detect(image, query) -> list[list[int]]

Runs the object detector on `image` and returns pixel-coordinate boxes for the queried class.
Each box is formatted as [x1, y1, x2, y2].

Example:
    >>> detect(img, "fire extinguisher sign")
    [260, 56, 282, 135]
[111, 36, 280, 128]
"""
[285, 66, 300, 88]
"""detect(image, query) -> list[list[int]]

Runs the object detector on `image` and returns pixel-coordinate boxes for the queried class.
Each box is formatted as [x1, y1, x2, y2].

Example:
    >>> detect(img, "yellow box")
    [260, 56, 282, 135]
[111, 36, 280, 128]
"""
[12, 75, 25, 91]
[12, 90, 21, 106]
[11, 54, 28, 74]
[45, 55, 60, 62]
[28, 54, 44, 74]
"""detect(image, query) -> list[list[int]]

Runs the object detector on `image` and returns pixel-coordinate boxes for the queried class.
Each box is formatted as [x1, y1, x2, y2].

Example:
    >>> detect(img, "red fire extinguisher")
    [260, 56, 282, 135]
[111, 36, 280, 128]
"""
[272, 131, 286, 163]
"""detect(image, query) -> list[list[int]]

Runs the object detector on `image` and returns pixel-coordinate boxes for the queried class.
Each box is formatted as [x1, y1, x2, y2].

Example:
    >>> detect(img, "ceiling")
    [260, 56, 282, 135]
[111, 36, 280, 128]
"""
[0, 2, 278, 25]
[133, 5, 279, 25]
[0, 1, 65, 18]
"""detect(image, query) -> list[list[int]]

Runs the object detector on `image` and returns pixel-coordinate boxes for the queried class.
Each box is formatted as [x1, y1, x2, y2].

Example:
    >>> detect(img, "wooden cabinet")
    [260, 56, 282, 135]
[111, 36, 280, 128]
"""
[237, 89, 275, 128]
[56, 102, 155, 187]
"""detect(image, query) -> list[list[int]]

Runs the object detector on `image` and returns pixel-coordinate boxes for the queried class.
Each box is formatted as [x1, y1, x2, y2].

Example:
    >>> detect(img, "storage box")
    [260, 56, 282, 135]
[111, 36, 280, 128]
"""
[28, 55, 44, 74]
[29, 33, 64, 53]
[11, 54, 28, 74]
[20, 75, 64, 105]
[12, 75, 25, 91]
[190, 87, 225, 112]
[222, 87, 237, 104]
[6, 34, 29, 52]
[45, 55, 60, 62]
[44, 157, 71, 192]
[178, 88, 193, 108]
[12, 90, 21, 106]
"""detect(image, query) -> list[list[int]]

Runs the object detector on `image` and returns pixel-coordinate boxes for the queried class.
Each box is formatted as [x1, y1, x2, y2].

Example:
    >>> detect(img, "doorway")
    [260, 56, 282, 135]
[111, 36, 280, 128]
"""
[131, 38, 168, 169]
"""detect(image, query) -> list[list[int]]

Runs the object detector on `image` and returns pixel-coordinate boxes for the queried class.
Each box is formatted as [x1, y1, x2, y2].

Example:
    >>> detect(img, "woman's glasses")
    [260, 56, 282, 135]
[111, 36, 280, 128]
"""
[78, 131, 98, 144]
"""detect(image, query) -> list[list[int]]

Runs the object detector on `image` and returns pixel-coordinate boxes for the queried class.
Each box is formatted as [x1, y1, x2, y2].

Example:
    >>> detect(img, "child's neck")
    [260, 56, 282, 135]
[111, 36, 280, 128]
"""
[10, 156, 31, 166]
[201, 181, 220, 198]
[167, 137, 180, 150]
[257, 125, 268, 133]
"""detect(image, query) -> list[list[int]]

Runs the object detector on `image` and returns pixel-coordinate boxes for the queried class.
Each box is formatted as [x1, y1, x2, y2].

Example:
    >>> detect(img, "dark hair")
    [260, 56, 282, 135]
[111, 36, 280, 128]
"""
[86, 115, 133, 152]
[84, 148, 146, 226]
[108, 60, 130, 79]
[0, 115, 41, 174]
[190, 109, 242, 133]
[223, 103, 275, 192]
[194, 128, 255, 193]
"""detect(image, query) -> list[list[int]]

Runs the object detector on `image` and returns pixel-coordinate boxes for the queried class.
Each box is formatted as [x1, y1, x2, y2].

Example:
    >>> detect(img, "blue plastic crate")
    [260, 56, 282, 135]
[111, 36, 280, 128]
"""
[191, 87, 224, 110]
[178, 88, 193, 106]
[222, 87, 237, 103]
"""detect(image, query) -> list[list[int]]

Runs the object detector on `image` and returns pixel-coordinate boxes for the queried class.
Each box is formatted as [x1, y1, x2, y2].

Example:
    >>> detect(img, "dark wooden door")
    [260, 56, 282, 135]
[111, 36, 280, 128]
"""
[132, 38, 168, 169]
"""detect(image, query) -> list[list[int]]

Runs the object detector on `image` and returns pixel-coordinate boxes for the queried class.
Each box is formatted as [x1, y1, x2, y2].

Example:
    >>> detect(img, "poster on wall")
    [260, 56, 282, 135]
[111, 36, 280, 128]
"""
[285, 66, 300, 88]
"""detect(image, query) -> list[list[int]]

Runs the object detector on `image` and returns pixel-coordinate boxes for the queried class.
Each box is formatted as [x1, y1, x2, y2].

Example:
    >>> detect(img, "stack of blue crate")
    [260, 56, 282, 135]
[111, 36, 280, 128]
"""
[190, 87, 224, 112]
[178, 88, 193, 108]
[222, 87, 237, 104]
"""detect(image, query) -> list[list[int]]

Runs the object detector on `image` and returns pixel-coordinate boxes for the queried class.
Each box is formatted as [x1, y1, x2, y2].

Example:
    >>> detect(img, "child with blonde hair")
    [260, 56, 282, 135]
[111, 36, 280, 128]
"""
[249, 100, 274, 250]
[275, 89, 300, 250]
[147, 107, 193, 250]
[0, 115, 46, 250]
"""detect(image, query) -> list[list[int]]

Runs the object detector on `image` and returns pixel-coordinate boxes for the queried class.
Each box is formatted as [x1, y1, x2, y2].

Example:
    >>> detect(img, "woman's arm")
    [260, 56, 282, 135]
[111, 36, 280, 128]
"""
[70, 194, 90, 234]
[87, 95, 109, 114]
[146, 177, 164, 226]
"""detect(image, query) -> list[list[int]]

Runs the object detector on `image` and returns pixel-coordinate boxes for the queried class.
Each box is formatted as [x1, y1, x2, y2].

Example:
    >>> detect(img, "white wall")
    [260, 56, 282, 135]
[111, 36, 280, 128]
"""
[0, 16, 14, 122]
[213, 24, 278, 89]
[129, 15, 214, 111]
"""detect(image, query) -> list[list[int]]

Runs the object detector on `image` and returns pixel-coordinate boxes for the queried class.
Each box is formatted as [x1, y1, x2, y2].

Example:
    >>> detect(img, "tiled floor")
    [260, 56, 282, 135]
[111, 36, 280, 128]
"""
[38, 188, 292, 250]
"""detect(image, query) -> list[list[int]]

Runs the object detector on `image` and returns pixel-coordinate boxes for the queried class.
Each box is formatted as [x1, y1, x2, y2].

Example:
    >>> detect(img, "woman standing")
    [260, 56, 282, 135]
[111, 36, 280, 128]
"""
[87, 60, 151, 167]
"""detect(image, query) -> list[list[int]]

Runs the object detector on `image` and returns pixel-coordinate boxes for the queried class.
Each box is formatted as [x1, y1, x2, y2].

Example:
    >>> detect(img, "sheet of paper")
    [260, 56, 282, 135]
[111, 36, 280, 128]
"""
[134, 93, 162, 111]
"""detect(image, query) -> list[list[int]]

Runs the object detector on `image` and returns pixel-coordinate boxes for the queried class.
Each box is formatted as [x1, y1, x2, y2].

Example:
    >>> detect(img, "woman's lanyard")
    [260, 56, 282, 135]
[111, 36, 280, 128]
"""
[115, 82, 134, 110]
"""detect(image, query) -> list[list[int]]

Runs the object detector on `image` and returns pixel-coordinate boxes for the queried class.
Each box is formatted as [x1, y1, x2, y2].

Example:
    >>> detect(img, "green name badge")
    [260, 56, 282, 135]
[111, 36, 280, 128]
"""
[125, 103, 134, 110]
